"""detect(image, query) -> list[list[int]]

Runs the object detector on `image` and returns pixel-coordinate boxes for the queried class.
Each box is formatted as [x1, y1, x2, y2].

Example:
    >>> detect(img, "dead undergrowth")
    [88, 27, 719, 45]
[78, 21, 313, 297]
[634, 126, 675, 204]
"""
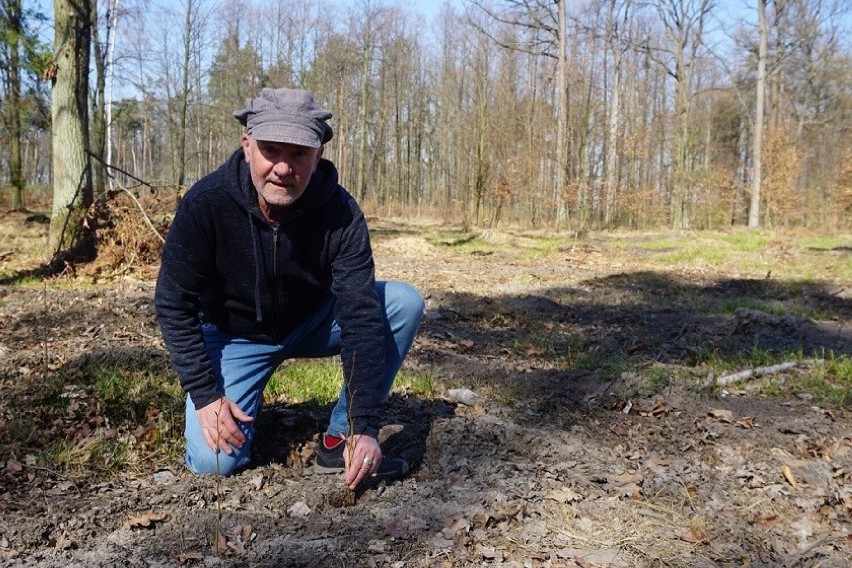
[0, 208, 850, 567]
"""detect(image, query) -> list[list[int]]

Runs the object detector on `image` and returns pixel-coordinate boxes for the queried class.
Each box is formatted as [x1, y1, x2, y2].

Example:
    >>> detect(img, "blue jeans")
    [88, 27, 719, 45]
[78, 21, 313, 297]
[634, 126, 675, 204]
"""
[184, 280, 424, 475]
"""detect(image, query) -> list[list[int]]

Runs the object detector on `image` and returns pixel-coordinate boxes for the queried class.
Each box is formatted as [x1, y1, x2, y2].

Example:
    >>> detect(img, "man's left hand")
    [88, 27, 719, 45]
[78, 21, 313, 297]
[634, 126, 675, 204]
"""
[342, 434, 382, 489]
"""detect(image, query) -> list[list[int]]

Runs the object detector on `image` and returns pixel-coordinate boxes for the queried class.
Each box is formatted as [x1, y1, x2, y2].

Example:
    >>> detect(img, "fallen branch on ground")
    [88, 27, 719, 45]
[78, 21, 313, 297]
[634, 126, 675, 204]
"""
[715, 359, 821, 387]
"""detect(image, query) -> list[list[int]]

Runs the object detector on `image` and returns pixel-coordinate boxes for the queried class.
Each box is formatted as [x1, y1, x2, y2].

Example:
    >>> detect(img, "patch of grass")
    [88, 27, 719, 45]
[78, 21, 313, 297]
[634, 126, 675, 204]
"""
[509, 336, 561, 362]
[395, 368, 439, 397]
[517, 236, 566, 260]
[267, 360, 439, 404]
[716, 231, 773, 252]
[633, 236, 685, 251]
[85, 363, 183, 423]
[646, 367, 673, 393]
[573, 346, 630, 380]
[719, 298, 789, 316]
[1, 274, 44, 287]
[706, 349, 851, 408]
[795, 235, 848, 251]
[653, 245, 729, 266]
[696, 346, 790, 377]
[795, 354, 852, 407]
[3, 359, 185, 476]
[266, 359, 343, 406]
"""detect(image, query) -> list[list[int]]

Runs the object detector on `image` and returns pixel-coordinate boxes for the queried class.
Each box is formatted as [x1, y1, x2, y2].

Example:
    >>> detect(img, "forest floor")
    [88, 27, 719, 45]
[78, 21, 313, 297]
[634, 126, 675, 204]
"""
[0, 206, 851, 567]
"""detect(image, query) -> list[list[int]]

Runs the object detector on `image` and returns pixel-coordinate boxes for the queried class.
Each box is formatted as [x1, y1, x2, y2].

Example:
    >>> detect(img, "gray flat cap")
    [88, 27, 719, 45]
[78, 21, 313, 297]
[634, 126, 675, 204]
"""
[233, 88, 333, 147]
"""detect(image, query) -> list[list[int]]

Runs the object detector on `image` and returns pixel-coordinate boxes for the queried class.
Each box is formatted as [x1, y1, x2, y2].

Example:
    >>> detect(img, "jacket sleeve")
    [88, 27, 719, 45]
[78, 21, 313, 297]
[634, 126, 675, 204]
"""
[154, 198, 221, 410]
[330, 209, 385, 439]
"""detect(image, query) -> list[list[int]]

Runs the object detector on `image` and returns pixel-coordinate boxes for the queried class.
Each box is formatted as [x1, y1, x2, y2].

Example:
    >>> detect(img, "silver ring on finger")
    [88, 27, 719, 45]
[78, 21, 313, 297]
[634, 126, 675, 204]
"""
[363, 457, 374, 466]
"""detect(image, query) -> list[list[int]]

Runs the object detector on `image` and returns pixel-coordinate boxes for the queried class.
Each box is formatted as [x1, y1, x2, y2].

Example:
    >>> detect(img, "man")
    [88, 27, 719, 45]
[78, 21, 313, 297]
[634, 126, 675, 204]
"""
[155, 88, 424, 490]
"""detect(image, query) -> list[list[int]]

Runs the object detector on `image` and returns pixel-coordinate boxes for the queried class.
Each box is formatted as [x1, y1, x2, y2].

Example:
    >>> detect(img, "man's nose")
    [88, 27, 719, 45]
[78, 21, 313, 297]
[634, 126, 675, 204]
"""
[272, 159, 292, 177]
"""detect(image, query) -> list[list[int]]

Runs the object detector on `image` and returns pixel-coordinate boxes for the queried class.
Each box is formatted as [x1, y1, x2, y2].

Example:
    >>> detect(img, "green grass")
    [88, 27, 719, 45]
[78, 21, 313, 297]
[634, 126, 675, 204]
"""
[395, 368, 439, 397]
[652, 244, 729, 266]
[573, 346, 630, 380]
[0, 273, 44, 287]
[719, 298, 789, 316]
[517, 236, 567, 260]
[266, 359, 344, 406]
[266, 359, 440, 405]
[796, 354, 852, 407]
[3, 361, 185, 475]
[796, 235, 849, 251]
[715, 231, 773, 252]
[699, 348, 851, 408]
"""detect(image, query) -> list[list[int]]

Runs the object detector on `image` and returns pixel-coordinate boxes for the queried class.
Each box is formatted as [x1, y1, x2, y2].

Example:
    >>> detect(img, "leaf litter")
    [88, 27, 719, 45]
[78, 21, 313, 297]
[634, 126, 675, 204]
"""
[0, 214, 850, 566]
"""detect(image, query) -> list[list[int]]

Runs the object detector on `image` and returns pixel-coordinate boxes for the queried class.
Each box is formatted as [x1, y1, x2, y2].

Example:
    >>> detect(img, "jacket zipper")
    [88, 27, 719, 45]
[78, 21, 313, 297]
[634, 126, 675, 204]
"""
[272, 224, 280, 337]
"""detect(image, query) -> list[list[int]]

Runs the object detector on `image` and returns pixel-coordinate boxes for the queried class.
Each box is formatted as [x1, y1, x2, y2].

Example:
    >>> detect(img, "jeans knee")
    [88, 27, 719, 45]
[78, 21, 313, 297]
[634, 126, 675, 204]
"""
[385, 281, 425, 322]
[186, 447, 247, 476]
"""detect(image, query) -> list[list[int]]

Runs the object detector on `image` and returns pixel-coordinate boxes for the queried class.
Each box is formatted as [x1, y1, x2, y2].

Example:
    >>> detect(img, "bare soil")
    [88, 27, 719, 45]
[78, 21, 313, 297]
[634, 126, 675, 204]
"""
[1, 212, 850, 567]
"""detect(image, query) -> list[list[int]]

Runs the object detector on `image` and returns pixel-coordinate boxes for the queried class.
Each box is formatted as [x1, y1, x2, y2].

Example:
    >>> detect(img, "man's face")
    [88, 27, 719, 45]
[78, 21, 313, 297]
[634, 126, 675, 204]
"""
[241, 134, 323, 216]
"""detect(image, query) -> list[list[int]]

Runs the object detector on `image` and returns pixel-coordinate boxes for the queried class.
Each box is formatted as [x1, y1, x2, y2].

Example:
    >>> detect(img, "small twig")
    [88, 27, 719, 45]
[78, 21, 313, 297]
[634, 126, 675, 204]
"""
[715, 359, 821, 387]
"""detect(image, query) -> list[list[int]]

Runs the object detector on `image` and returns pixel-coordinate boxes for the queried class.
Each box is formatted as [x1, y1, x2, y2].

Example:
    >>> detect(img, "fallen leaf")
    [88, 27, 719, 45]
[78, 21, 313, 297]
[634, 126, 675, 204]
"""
[708, 409, 734, 423]
[650, 399, 670, 417]
[287, 501, 312, 518]
[610, 424, 630, 437]
[679, 518, 709, 543]
[213, 530, 229, 555]
[442, 515, 470, 538]
[781, 465, 798, 489]
[752, 513, 778, 527]
[736, 416, 755, 429]
[680, 527, 710, 544]
[123, 511, 169, 529]
[546, 486, 582, 503]
[173, 552, 204, 565]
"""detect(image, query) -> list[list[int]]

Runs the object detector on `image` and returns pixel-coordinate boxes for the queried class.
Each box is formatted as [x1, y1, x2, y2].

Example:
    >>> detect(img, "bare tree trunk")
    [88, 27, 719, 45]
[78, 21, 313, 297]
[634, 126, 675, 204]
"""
[90, 3, 107, 197]
[603, 0, 632, 227]
[104, 0, 120, 193]
[356, 4, 372, 202]
[749, 0, 768, 228]
[176, 0, 194, 199]
[554, 0, 569, 228]
[4, 0, 25, 210]
[50, 0, 93, 254]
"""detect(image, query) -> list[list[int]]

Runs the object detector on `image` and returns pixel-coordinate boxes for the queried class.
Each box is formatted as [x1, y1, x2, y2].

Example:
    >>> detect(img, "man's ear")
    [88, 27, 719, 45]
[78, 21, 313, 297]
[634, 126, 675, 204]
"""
[313, 145, 324, 171]
[240, 134, 251, 161]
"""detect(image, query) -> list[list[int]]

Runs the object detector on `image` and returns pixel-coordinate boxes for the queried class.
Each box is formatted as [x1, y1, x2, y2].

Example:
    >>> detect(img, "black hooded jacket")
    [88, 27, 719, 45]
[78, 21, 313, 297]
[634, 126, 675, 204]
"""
[155, 149, 385, 437]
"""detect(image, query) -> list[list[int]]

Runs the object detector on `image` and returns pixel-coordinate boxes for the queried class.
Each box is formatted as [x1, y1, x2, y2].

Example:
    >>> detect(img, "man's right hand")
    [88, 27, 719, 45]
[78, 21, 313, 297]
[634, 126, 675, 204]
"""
[197, 397, 254, 454]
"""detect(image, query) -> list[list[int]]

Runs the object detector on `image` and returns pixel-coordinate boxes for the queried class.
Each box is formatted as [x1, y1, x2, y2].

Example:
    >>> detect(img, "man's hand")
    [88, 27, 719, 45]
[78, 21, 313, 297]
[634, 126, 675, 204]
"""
[343, 434, 382, 490]
[197, 397, 254, 454]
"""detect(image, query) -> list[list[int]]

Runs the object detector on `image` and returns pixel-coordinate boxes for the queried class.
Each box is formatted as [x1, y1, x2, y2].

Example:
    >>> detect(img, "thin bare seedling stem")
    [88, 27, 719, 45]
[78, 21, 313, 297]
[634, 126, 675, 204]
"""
[343, 380, 357, 506]
[213, 400, 224, 555]
[337, 353, 358, 506]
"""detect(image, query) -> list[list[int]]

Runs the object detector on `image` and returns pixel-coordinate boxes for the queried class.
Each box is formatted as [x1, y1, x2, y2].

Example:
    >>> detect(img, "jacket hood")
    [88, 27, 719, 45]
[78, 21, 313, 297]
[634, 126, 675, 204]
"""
[222, 148, 339, 222]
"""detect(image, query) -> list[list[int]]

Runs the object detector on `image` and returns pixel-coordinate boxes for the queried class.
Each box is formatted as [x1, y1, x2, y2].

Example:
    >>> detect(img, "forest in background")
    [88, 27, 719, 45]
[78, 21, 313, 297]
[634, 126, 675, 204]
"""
[1, 0, 851, 234]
